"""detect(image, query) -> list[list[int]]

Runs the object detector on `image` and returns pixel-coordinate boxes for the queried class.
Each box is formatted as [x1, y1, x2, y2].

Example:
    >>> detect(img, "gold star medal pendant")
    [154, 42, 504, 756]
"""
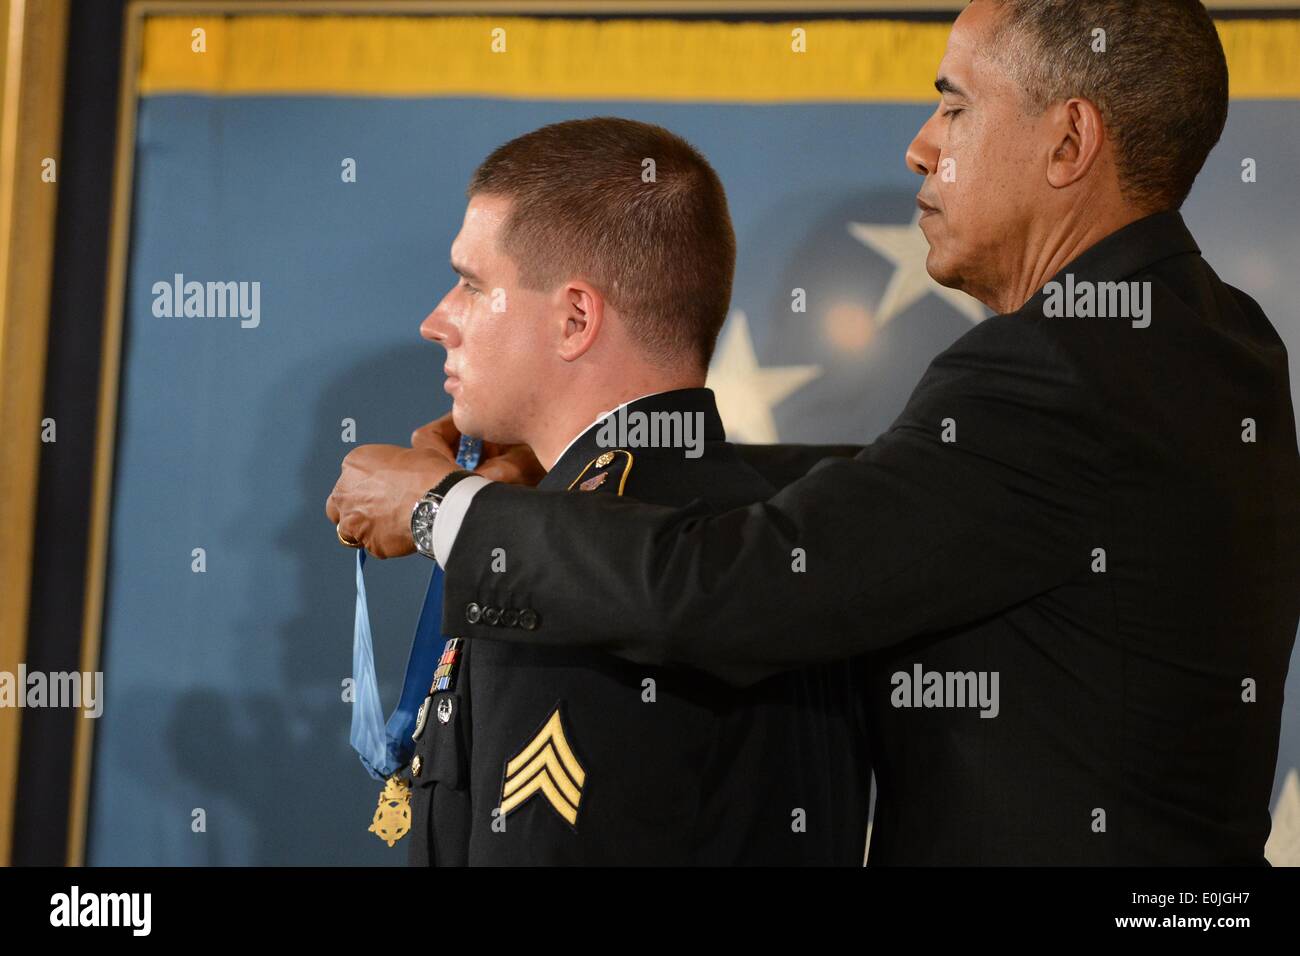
[369, 773, 412, 847]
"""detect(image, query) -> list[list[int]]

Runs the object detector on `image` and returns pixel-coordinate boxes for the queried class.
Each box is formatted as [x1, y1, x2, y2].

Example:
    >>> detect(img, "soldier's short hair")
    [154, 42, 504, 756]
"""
[467, 117, 735, 372]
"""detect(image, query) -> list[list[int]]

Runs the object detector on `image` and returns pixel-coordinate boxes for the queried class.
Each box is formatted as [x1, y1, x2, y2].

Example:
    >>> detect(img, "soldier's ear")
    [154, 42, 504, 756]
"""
[557, 280, 604, 362]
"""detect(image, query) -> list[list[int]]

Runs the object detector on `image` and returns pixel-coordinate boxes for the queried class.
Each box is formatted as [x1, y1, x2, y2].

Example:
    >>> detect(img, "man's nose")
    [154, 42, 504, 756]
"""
[419, 297, 458, 347]
[905, 110, 942, 176]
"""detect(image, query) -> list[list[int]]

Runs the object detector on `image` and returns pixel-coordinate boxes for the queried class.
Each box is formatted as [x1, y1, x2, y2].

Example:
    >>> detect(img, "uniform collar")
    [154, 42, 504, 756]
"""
[539, 387, 726, 491]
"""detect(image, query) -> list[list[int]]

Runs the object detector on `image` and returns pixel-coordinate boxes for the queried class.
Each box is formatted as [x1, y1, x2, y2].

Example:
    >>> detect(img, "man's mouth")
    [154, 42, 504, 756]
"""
[917, 196, 940, 218]
[443, 367, 460, 394]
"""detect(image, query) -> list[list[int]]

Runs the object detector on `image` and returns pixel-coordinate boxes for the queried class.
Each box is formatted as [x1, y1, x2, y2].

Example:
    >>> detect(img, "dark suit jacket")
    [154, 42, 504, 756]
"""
[409, 388, 871, 865]
[441, 211, 1300, 864]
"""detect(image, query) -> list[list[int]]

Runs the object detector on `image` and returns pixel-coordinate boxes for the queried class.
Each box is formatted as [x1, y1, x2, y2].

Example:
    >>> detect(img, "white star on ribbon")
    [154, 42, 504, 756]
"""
[1266, 766, 1300, 866]
[707, 310, 821, 444]
[848, 211, 986, 327]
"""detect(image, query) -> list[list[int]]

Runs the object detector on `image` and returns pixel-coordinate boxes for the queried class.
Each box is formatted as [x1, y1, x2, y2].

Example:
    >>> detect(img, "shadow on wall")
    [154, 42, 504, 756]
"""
[150, 342, 447, 865]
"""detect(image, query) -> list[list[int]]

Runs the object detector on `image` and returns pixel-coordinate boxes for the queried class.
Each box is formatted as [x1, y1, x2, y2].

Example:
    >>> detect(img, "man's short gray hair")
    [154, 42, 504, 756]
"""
[987, 0, 1228, 211]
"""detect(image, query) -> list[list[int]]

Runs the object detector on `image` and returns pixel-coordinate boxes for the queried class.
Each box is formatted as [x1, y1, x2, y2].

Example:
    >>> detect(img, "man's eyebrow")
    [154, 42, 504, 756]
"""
[450, 259, 482, 282]
[935, 76, 970, 99]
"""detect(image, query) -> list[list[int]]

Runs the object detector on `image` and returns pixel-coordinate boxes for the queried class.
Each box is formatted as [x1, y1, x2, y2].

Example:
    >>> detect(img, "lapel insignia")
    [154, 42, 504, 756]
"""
[579, 471, 608, 492]
[430, 638, 463, 693]
[499, 706, 587, 827]
[566, 449, 633, 496]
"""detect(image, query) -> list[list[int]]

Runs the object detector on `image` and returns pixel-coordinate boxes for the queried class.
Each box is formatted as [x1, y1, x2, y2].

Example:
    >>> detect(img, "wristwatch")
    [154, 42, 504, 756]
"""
[410, 469, 474, 560]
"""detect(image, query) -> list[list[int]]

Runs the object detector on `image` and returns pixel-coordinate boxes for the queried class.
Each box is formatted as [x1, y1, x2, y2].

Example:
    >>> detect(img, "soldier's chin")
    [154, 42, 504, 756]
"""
[450, 404, 477, 440]
[451, 404, 510, 445]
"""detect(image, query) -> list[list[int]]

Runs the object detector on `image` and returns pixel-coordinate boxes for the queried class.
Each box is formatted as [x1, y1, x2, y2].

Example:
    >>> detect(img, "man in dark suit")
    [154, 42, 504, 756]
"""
[329, 1, 1299, 863]
[355, 117, 870, 865]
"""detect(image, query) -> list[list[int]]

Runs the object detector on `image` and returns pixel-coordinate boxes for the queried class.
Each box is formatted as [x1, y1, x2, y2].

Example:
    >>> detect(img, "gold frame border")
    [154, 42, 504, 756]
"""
[67, 0, 1300, 867]
[0, 0, 68, 868]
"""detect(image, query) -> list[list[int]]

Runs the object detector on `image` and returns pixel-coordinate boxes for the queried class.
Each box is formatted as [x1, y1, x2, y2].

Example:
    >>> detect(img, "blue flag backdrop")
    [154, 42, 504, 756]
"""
[83, 12, 1300, 865]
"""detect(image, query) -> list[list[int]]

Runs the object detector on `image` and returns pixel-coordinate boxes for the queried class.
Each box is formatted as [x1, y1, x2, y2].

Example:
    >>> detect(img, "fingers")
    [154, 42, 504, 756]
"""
[327, 477, 362, 546]
[477, 445, 546, 486]
[336, 521, 362, 548]
[410, 411, 459, 453]
[476, 459, 520, 483]
[409, 418, 544, 485]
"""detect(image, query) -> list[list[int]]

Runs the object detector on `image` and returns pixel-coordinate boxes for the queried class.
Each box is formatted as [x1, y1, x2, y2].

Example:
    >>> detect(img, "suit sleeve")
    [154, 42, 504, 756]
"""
[441, 314, 1104, 671]
[734, 443, 864, 490]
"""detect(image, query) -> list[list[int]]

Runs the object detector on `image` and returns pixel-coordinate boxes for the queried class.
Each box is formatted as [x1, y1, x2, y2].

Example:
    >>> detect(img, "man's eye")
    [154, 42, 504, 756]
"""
[460, 280, 479, 296]
[941, 107, 963, 119]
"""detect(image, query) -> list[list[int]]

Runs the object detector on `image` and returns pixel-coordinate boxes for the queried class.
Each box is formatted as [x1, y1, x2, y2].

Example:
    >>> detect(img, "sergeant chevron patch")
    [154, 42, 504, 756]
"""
[499, 706, 587, 827]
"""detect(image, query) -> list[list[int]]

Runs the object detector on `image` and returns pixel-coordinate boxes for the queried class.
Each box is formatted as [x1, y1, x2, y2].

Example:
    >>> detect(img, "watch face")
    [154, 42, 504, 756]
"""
[411, 498, 438, 553]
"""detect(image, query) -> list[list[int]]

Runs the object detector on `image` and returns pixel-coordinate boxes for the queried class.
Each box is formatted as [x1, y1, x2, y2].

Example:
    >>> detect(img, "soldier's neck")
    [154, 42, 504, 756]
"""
[530, 373, 705, 472]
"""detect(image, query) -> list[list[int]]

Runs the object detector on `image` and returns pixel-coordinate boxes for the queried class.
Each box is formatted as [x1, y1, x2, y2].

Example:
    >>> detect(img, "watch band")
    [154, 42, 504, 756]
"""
[411, 469, 474, 558]
[429, 468, 474, 500]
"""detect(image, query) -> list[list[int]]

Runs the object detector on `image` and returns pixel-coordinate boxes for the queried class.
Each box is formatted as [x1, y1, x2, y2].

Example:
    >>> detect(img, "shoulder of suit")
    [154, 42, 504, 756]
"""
[935, 308, 1083, 382]
[565, 449, 634, 496]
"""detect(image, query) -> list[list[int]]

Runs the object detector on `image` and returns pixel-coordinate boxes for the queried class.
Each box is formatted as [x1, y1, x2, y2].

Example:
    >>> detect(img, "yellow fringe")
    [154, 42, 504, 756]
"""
[138, 15, 1300, 101]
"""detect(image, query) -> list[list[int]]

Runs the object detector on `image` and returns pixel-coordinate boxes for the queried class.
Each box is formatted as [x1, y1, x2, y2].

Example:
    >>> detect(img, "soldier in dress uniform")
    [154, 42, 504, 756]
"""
[375, 117, 872, 865]
[407, 387, 870, 865]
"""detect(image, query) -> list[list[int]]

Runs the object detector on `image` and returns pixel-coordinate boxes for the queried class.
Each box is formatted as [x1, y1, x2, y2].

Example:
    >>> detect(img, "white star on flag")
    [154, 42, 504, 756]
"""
[707, 310, 821, 444]
[849, 212, 986, 327]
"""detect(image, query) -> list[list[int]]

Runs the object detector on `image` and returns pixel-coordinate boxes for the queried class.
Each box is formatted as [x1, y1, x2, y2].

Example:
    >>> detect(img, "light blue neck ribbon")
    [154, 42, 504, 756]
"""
[350, 437, 481, 781]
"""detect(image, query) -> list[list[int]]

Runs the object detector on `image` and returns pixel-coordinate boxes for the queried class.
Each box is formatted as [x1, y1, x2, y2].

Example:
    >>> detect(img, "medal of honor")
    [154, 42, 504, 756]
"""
[351, 436, 482, 845]
[368, 774, 413, 847]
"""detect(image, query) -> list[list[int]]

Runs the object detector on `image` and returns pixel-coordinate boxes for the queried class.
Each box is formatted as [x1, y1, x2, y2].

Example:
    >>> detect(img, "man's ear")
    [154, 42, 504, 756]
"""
[1046, 97, 1106, 190]
[557, 280, 604, 362]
